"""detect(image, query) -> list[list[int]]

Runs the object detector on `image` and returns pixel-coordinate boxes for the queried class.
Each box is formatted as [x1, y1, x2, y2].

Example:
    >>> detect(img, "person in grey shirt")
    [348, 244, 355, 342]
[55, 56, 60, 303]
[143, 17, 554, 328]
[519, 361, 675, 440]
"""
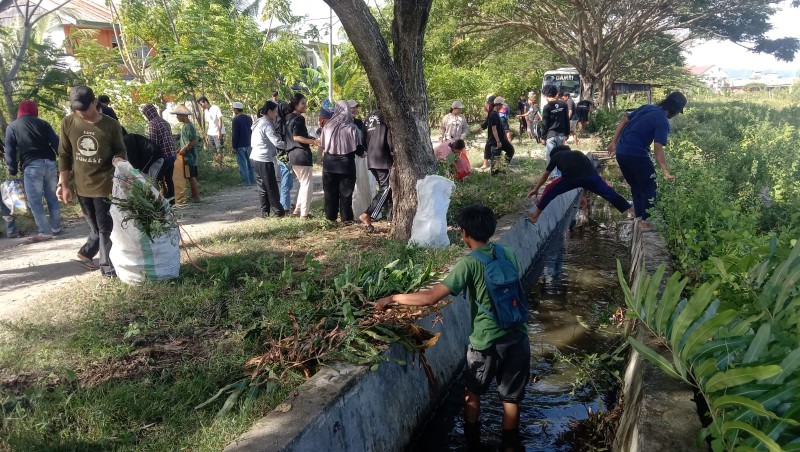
[439, 101, 468, 143]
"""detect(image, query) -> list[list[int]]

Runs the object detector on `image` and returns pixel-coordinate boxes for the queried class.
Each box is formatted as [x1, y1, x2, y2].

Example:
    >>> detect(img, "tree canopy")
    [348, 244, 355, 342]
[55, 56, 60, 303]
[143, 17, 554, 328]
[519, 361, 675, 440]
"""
[454, 0, 799, 104]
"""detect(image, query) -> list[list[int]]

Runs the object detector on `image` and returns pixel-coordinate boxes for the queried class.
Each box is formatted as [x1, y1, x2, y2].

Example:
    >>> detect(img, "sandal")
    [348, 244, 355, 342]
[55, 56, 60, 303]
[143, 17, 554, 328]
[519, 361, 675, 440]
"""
[72, 259, 99, 271]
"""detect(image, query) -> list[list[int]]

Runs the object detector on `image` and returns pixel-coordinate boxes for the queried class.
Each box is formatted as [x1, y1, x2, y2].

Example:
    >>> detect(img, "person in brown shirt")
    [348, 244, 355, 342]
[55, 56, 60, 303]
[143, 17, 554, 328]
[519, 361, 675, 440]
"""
[57, 85, 127, 276]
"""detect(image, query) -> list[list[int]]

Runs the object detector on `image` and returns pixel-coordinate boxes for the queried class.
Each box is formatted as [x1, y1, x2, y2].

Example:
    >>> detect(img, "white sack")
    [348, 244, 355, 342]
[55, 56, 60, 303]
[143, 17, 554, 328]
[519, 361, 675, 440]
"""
[352, 155, 376, 216]
[408, 175, 455, 247]
[109, 161, 180, 285]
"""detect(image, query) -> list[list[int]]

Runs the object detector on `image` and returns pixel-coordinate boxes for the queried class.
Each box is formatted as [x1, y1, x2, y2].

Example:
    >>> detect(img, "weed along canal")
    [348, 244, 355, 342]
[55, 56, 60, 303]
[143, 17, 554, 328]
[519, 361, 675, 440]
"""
[410, 192, 633, 451]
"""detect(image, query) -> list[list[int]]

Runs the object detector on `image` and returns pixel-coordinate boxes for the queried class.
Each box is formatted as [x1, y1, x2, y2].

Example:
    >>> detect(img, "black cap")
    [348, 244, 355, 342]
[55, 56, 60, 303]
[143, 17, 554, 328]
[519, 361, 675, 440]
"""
[664, 91, 687, 113]
[70, 85, 96, 111]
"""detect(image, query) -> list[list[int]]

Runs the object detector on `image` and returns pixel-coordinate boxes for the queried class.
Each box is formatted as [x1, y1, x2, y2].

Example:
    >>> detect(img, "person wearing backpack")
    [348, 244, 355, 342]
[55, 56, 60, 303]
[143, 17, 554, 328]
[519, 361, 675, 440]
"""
[375, 204, 530, 450]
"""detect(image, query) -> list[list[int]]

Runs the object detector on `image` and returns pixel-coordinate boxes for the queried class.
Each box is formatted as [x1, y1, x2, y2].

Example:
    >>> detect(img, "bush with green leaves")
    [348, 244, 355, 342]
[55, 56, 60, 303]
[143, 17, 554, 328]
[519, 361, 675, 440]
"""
[619, 241, 800, 451]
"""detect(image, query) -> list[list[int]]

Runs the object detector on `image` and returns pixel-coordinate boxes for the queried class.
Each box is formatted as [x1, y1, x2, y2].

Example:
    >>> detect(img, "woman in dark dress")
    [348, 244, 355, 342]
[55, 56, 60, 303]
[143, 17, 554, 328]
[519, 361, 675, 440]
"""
[319, 100, 366, 223]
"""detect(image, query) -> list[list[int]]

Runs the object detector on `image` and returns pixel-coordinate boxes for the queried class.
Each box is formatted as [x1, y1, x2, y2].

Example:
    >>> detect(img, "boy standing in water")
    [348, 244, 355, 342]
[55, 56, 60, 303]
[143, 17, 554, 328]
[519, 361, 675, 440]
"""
[375, 204, 530, 450]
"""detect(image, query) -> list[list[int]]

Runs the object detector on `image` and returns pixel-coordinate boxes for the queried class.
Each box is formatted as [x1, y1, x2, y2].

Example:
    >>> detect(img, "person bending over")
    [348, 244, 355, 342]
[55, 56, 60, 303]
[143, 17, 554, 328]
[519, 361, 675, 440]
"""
[526, 145, 633, 223]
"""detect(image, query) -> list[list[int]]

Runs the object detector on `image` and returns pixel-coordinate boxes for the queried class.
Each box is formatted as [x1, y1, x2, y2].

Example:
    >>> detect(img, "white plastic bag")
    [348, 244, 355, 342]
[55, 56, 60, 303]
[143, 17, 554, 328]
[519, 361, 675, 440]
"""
[408, 175, 455, 247]
[109, 161, 180, 285]
[1, 180, 28, 214]
[351, 155, 376, 216]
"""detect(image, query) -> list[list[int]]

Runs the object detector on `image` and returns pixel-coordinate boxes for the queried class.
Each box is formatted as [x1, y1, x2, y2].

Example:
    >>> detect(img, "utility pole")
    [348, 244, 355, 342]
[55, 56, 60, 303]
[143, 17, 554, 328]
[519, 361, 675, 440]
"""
[328, 7, 333, 101]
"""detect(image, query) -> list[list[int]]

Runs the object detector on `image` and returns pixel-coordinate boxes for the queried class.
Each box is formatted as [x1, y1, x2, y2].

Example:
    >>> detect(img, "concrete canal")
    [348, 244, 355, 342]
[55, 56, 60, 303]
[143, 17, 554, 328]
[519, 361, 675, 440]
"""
[410, 187, 633, 451]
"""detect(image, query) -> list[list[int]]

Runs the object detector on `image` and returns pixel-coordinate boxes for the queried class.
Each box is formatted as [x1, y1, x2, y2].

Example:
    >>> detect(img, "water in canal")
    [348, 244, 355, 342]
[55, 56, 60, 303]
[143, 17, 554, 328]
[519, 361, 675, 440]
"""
[409, 188, 633, 451]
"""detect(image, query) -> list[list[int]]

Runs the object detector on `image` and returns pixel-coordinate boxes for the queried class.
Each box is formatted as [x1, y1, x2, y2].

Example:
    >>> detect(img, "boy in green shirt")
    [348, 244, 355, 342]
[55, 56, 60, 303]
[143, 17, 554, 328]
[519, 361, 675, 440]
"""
[375, 204, 530, 449]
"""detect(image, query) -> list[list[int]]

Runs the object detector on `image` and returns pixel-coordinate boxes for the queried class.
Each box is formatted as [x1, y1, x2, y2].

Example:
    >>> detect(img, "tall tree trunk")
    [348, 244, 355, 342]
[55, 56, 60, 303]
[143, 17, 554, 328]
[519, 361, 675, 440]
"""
[323, 0, 437, 240]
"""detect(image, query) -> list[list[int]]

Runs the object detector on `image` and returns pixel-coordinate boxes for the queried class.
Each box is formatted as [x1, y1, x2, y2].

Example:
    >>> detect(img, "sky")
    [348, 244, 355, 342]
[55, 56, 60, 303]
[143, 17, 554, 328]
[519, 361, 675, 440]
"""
[289, 0, 800, 76]
[683, 0, 800, 76]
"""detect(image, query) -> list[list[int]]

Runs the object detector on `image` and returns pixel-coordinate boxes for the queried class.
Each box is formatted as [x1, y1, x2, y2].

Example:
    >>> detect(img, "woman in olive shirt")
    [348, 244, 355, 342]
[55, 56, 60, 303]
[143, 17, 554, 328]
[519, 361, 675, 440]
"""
[285, 93, 320, 218]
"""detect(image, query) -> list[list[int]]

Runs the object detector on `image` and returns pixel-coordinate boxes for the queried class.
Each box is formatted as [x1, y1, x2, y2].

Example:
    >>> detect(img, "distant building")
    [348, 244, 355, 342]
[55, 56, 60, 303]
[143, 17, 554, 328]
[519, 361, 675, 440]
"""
[0, 0, 148, 77]
[687, 65, 730, 91]
[728, 71, 799, 91]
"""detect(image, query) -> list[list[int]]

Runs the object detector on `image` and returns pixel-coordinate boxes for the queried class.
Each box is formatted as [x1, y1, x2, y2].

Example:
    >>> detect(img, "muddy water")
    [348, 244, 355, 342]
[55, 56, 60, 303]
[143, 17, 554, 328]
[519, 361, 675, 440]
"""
[409, 189, 632, 451]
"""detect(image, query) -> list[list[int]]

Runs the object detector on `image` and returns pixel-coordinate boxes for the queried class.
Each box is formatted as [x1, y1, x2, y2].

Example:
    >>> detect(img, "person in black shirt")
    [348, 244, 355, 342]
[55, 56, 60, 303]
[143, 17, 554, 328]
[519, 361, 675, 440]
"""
[516, 94, 528, 138]
[525, 145, 632, 223]
[575, 99, 592, 136]
[359, 109, 393, 232]
[286, 93, 320, 218]
[97, 95, 118, 120]
[484, 96, 515, 175]
[560, 92, 579, 145]
[123, 131, 164, 179]
[541, 85, 570, 177]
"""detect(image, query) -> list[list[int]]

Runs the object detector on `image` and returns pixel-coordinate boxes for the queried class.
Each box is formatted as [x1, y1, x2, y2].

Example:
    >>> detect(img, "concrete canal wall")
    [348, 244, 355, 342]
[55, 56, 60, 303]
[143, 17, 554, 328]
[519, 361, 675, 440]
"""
[613, 226, 706, 452]
[224, 188, 583, 452]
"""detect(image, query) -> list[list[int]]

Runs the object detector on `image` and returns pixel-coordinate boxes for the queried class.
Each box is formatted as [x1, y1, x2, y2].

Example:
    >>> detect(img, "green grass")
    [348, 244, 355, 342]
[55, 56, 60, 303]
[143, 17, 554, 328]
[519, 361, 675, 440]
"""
[0, 215, 461, 450]
[0, 134, 552, 450]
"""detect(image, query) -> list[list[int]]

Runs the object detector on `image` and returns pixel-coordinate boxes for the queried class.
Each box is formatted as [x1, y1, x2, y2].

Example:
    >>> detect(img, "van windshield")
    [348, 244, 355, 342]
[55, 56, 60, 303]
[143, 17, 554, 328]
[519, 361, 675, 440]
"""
[543, 74, 581, 96]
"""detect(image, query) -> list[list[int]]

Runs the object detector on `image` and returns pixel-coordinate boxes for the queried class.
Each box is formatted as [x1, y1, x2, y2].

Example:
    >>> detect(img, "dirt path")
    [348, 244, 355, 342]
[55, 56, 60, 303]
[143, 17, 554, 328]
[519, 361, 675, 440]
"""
[0, 174, 323, 320]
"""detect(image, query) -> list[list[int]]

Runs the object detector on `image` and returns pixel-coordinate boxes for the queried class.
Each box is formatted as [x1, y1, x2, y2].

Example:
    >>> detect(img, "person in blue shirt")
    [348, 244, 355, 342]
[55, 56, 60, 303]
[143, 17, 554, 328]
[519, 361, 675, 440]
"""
[606, 92, 686, 231]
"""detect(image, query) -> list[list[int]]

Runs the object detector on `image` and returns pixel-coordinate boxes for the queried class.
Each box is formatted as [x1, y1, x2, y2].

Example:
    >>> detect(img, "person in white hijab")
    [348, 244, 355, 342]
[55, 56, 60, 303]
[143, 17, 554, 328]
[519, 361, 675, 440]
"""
[319, 100, 366, 223]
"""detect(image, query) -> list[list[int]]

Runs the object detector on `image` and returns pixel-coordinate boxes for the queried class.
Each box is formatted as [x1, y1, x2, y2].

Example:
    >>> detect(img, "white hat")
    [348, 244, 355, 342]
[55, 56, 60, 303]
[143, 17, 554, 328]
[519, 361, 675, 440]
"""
[347, 99, 359, 108]
[493, 96, 506, 105]
[232, 101, 244, 109]
[451, 100, 464, 109]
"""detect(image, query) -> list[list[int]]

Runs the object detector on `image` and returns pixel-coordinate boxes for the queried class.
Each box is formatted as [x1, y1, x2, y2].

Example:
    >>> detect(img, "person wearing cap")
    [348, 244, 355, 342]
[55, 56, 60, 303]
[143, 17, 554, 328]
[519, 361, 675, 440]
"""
[4, 99, 61, 242]
[231, 101, 256, 186]
[607, 91, 686, 231]
[485, 96, 515, 175]
[541, 85, 570, 177]
[197, 96, 225, 163]
[57, 85, 127, 276]
[171, 105, 201, 202]
[439, 101, 468, 143]
[97, 95, 118, 121]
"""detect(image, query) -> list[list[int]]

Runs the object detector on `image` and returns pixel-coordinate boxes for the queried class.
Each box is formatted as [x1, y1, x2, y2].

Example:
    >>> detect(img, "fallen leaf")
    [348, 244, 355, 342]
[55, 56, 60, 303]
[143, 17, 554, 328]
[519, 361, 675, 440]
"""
[274, 403, 292, 413]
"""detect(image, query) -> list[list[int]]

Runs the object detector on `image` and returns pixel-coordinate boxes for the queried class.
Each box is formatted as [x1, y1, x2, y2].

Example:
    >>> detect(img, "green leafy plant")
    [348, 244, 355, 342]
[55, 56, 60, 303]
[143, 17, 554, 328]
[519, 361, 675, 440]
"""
[197, 259, 441, 417]
[618, 240, 800, 451]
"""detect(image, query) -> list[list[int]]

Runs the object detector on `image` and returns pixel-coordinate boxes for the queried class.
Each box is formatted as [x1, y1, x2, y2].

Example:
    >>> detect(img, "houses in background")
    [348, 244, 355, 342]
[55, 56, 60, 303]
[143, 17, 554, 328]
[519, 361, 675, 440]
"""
[688, 65, 730, 91]
[687, 64, 799, 92]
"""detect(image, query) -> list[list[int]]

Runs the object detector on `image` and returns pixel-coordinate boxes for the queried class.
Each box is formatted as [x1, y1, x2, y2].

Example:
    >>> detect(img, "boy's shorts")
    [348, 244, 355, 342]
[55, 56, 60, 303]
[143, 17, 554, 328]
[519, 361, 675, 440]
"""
[570, 119, 579, 133]
[465, 331, 530, 403]
[188, 165, 198, 177]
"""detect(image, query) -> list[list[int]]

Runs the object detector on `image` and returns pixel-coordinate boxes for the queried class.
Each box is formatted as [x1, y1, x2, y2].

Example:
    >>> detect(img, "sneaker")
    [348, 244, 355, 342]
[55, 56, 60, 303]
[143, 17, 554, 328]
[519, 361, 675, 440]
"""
[52, 228, 62, 236]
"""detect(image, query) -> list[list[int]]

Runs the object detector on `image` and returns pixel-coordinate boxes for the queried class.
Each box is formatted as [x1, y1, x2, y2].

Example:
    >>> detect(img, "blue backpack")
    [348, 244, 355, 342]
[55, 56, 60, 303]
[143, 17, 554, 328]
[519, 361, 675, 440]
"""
[469, 244, 529, 329]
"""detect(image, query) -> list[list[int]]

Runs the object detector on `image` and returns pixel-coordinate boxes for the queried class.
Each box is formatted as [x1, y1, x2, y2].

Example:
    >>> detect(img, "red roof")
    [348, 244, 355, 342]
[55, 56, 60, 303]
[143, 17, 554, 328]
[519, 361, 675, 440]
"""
[688, 65, 713, 76]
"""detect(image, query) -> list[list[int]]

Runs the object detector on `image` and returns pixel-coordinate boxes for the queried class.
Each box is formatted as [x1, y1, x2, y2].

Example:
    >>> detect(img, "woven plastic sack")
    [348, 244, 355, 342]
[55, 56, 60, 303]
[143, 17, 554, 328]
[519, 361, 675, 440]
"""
[352, 155, 376, 216]
[1, 180, 28, 214]
[109, 161, 180, 285]
[408, 175, 454, 247]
